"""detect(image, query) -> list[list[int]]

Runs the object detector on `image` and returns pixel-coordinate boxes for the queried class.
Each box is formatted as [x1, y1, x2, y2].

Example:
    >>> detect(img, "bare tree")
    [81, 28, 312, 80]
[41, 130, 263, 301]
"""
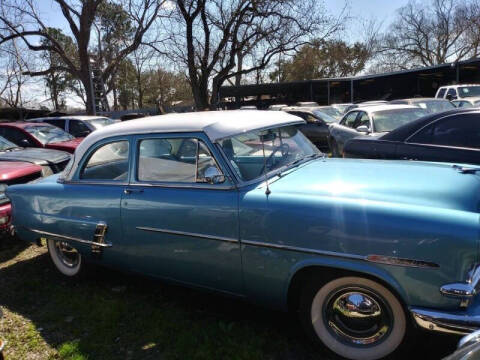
[0, 0, 167, 114]
[0, 40, 35, 108]
[162, 0, 343, 110]
[379, 0, 480, 69]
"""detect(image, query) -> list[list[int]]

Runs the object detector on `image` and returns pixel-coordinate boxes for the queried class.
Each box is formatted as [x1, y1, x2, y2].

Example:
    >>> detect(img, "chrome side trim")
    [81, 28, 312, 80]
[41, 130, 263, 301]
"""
[135, 226, 238, 244]
[241, 239, 365, 260]
[27, 227, 112, 248]
[241, 240, 440, 269]
[411, 307, 480, 335]
[366, 254, 439, 269]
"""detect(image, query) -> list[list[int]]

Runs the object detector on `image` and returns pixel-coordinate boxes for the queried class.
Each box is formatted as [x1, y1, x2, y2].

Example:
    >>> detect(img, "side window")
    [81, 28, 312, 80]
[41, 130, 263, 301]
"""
[409, 114, 480, 149]
[446, 88, 457, 99]
[437, 88, 446, 98]
[44, 119, 66, 130]
[137, 138, 223, 183]
[69, 120, 91, 137]
[2, 128, 34, 146]
[355, 112, 370, 129]
[342, 112, 358, 128]
[80, 141, 129, 181]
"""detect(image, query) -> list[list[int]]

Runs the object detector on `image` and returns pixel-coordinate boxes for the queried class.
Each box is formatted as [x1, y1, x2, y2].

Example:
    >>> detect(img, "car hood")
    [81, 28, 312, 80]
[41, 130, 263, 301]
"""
[47, 138, 84, 152]
[0, 161, 42, 181]
[0, 147, 70, 165]
[266, 158, 480, 212]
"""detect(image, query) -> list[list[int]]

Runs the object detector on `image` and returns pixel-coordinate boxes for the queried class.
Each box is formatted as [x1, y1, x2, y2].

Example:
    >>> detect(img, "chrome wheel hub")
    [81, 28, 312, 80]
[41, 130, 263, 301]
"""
[54, 241, 80, 268]
[324, 288, 392, 346]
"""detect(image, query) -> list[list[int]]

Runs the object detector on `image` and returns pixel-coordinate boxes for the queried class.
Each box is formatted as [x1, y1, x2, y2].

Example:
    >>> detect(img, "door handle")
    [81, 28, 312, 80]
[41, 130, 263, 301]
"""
[123, 188, 144, 195]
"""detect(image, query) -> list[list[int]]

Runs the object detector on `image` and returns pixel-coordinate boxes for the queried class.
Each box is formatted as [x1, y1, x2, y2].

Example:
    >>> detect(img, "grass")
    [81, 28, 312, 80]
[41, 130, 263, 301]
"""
[0, 236, 458, 360]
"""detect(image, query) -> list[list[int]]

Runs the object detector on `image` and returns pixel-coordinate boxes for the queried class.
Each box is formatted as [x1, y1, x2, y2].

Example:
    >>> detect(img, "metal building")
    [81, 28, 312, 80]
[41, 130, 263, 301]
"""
[219, 58, 480, 109]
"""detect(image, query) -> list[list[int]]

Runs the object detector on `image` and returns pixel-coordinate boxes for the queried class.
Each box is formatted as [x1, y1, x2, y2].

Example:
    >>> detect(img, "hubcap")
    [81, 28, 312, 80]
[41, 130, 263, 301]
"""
[323, 288, 392, 346]
[54, 241, 80, 268]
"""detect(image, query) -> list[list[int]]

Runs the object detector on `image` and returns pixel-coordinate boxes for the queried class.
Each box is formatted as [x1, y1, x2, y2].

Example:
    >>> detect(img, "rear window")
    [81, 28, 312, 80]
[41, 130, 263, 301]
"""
[436, 88, 446, 98]
[372, 108, 428, 132]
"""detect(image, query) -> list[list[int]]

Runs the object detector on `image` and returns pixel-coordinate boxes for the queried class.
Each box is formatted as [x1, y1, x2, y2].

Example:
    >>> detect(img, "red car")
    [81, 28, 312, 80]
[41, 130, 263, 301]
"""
[0, 122, 84, 154]
[0, 161, 43, 231]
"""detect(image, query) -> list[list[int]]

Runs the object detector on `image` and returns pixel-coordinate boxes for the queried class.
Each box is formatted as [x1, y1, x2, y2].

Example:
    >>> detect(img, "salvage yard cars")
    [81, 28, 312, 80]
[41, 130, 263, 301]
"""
[7, 110, 480, 360]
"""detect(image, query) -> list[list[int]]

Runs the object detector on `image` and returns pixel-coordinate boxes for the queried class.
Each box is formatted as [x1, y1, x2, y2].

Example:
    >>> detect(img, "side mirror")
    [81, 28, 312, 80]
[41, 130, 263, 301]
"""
[206, 174, 226, 185]
[356, 125, 370, 133]
[203, 166, 225, 184]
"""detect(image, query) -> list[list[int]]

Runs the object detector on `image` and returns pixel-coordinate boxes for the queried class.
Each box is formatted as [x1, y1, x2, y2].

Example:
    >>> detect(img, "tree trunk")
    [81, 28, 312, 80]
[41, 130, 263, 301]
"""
[80, 70, 95, 115]
[192, 78, 210, 111]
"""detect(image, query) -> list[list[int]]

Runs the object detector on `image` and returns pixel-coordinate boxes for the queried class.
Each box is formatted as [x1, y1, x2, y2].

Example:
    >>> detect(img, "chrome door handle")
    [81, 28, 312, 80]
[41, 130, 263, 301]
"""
[123, 188, 144, 195]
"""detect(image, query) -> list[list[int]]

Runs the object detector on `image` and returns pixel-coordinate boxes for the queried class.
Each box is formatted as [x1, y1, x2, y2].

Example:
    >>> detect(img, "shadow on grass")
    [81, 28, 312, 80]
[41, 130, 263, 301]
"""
[0, 235, 30, 263]
[0, 241, 459, 360]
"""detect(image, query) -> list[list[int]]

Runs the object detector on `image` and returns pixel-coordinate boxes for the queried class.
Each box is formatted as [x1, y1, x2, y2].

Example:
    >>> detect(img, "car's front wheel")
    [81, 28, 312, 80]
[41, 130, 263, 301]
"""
[47, 239, 85, 278]
[300, 276, 406, 360]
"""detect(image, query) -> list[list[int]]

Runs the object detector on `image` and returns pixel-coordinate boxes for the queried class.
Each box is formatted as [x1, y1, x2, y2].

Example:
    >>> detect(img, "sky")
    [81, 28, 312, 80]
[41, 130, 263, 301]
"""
[37, 0, 411, 40]
[29, 0, 412, 109]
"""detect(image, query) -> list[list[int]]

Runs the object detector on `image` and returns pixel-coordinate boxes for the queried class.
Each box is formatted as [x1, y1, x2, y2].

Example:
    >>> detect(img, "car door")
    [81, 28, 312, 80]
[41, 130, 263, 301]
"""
[333, 111, 361, 153]
[120, 132, 242, 294]
[56, 137, 130, 267]
[397, 113, 480, 164]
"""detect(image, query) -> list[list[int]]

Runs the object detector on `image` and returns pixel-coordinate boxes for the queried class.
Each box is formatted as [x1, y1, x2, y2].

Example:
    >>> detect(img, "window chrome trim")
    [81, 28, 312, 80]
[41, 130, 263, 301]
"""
[127, 182, 235, 190]
[136, 226, 238, 244]
[26, 227, 112, 248]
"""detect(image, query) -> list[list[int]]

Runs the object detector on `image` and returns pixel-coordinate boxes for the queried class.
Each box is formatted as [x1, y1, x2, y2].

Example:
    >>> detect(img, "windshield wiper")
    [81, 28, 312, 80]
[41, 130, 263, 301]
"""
[276, 153, 323, 176]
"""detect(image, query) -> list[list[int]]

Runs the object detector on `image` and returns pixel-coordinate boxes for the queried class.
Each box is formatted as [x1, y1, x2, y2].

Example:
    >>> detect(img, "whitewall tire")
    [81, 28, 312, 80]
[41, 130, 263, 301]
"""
[47, 239, 84, 277]
[300, 276, 406, 360]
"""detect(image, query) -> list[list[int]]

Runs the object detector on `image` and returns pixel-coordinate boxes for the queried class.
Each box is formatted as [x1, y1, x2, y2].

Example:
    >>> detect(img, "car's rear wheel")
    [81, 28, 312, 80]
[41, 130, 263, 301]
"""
[299, 276, 406, 360]
[47, 239, 85, 278]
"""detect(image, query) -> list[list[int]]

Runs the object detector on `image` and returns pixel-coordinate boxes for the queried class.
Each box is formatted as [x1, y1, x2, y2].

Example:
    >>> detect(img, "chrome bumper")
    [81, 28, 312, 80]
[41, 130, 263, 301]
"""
[412, 307, 480, 335]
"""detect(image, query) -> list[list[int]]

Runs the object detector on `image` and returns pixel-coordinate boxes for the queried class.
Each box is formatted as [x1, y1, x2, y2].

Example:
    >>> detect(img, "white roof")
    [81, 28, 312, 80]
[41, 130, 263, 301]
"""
[351, 104, 418, 114]
[66, 110, 304, 179]
[439, 84, 480, 88]
[32, 115, 111, 121]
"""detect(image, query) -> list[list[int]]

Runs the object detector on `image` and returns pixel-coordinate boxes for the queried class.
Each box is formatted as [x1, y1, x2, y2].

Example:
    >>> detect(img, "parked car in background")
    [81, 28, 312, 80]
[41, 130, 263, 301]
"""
[328, 104, 428, 156]
[31, 116, 116, 137]
[451, 97, 480, 108]
[343, 108, 480, 165]
[268, 104, 288, 110]
[282, 106, 338, 151]
[0, 122, 83, 154]
[9, 110, 480, 360]
[343, 100, 389, 113]
[120, 113, 148, 121]
[331, 103, 353, 114]
[389, 97, 455, 114]
[295, 101, 319, 107]
[0, 161, 42, 185]
[0, 136, 71, 175]
[239, 106, 257, 110]
[436, 84, 480, 100]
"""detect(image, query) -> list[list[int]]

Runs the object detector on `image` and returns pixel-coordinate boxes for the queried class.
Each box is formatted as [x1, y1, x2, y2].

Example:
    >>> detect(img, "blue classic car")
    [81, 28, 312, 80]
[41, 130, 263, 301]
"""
[6, 110, 480, 360]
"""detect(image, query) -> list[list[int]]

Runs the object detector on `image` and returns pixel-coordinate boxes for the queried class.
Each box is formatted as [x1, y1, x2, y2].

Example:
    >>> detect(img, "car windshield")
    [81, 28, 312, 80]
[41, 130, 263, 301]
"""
[459, 86, 480, 98]
[219, 125, 320, 182]
[312, 110, 338, 123]
[413, 100, 455, 114]
[0, 136, 18, 151]
[315, 107, 342, 120]
[25, 125, 74, 144]
[88, 117, 116, 129]
[372, 108, 429, 132]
